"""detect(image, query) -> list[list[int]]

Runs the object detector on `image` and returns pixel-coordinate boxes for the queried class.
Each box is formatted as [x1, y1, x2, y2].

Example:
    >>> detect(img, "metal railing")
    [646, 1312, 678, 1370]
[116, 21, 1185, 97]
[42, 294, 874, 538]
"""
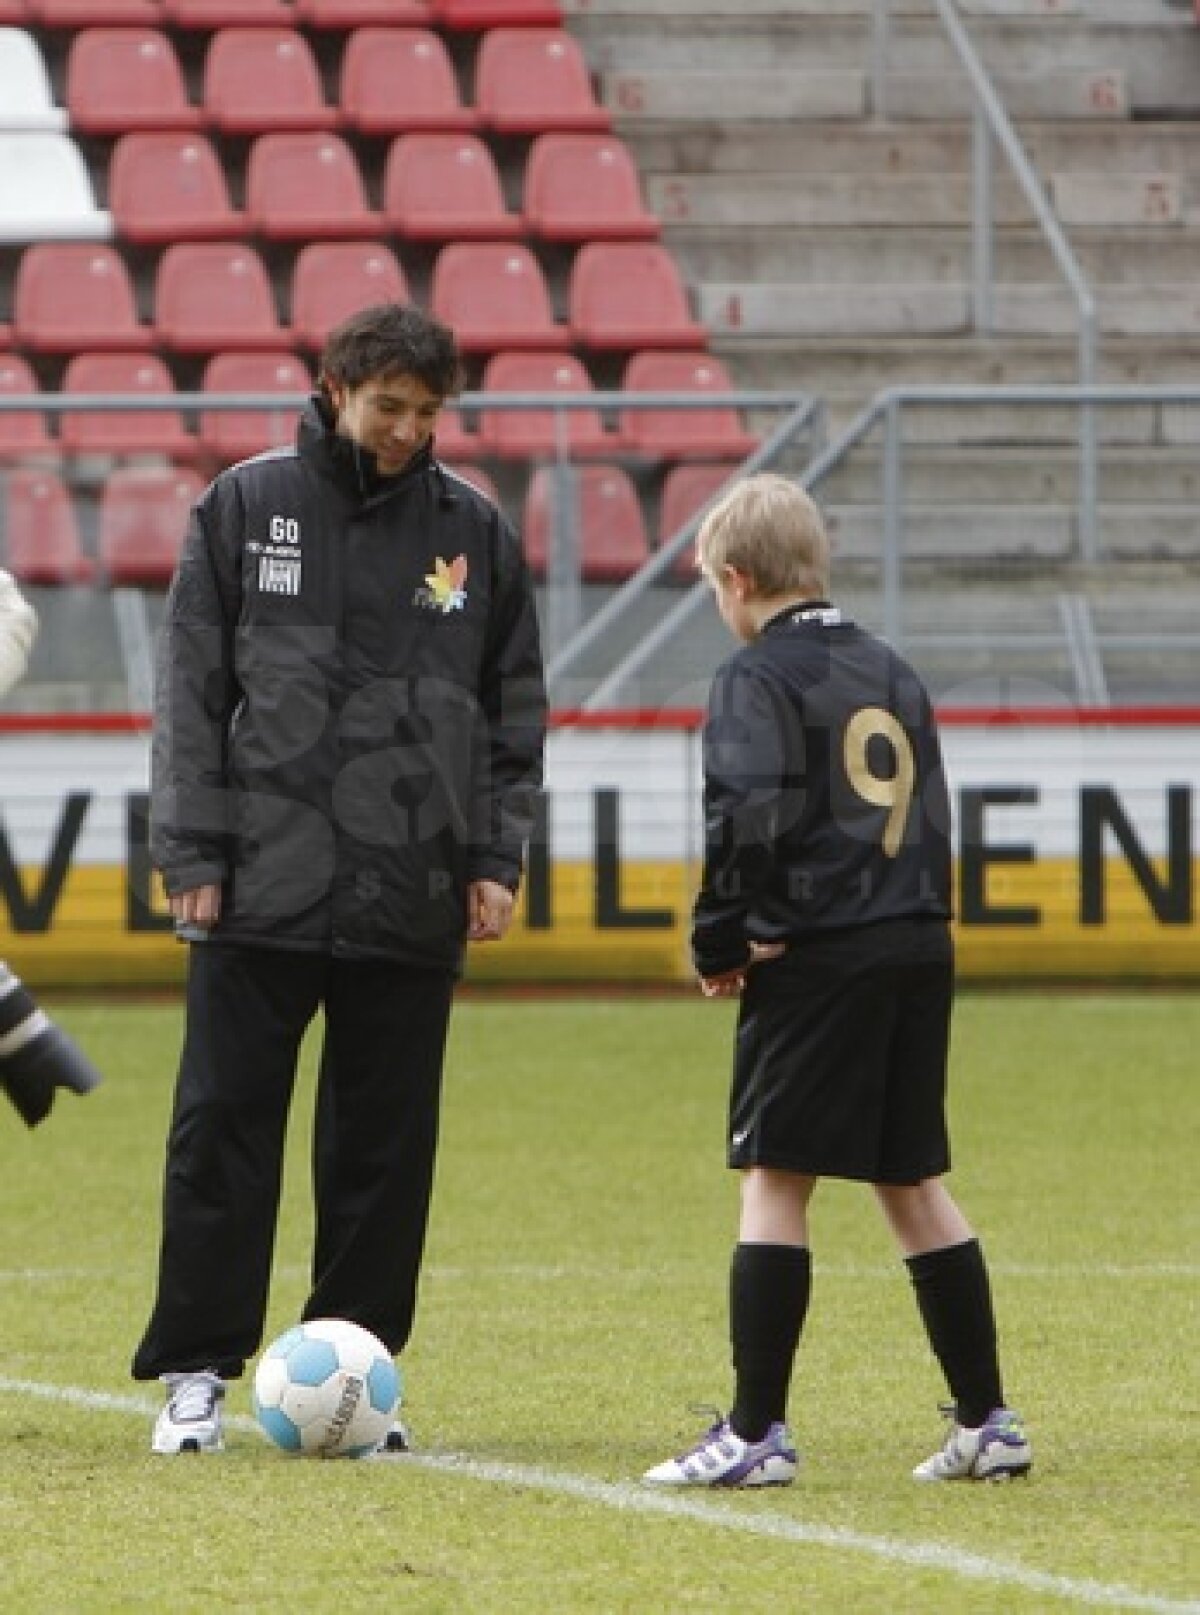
[871, 0, 1099, 559]
[568, 383, 1200, 711]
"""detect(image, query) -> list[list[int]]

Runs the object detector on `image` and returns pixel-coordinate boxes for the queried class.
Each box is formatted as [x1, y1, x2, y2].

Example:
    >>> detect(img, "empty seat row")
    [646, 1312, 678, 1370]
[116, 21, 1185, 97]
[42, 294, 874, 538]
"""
[1, 458, 730, 593]
[67, 26, 606, 136]
[1, 348, 756, 464]
[5, 241, 706, 355]
[100, 130, 653, 245]
[0, 3, 561, 28]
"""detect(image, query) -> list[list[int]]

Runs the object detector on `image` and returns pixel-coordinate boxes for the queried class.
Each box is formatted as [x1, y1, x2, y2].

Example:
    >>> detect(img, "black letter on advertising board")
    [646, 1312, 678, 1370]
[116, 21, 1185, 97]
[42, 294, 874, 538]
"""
[126, 793, 173, 932]
[524, 791, 551, 930]
[957, 787, 1040, 926]
[1079, 785, 1192, 925]
[0, 793, 90, 933]
[594, 789, 673, 930]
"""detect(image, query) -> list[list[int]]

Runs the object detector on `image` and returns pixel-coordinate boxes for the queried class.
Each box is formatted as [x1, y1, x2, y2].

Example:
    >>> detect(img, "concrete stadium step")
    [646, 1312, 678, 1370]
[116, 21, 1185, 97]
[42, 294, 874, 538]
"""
[630, 122, 1200, 181]
[695, 281, 1200, 339]
[815, 446, 1200, 505]
[822, 503, 1200, 560]
[666, 225, 1200, 288]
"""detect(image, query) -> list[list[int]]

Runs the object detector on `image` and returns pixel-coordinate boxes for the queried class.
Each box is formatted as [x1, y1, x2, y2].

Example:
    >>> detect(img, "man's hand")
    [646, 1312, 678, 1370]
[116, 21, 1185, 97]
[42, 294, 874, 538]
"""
[168, 882, 222, 930]
[468, 879, 515, 942]
[698, 940, 785, 997]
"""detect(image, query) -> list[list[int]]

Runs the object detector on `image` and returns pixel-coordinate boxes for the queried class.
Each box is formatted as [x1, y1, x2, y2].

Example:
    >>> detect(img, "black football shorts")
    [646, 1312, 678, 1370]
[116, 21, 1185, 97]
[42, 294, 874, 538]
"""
[727, 918, 953, 1185]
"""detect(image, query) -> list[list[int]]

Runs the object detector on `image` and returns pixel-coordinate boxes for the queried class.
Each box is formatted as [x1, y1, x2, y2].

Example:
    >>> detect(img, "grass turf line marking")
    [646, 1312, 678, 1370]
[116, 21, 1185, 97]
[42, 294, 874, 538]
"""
[0, 1378, 1196, 1615]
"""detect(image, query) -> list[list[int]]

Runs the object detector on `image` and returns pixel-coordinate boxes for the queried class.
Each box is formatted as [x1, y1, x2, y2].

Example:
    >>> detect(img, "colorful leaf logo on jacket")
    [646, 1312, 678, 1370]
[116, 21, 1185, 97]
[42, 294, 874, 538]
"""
[424, 555, 468, 614]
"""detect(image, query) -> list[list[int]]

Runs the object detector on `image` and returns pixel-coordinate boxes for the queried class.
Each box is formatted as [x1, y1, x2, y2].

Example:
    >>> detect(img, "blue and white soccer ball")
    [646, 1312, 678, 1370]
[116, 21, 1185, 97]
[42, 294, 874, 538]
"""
[252, 1318, 400, 1459]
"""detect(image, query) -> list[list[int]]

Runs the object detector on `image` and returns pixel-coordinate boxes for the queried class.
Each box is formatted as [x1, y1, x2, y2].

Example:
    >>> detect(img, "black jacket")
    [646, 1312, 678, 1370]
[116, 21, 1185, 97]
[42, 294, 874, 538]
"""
[151, 397, 546, 971]
[692, 604, 951, 978]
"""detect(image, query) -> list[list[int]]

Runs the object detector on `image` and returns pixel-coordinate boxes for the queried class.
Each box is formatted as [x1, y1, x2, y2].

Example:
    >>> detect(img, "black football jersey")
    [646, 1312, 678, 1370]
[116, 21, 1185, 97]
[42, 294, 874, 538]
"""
[692, 604, 952, 977]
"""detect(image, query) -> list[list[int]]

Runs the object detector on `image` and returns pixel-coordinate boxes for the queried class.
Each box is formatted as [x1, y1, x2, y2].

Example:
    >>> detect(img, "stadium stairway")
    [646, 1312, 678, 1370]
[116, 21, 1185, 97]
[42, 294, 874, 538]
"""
[551, 0, 1200, 703]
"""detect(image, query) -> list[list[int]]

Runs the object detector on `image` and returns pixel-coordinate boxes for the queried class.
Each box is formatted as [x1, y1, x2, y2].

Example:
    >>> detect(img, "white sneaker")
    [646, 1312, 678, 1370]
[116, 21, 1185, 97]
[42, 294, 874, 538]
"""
[643, 1415, 798, 1488]
[913, 1406, 1031, 1482]
[152, 1370, 225, 1455]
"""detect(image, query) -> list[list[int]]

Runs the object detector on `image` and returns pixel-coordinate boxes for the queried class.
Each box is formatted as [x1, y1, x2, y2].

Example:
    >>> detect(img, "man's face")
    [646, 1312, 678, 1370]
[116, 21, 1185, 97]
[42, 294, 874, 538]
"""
[327, 372, 444, 475]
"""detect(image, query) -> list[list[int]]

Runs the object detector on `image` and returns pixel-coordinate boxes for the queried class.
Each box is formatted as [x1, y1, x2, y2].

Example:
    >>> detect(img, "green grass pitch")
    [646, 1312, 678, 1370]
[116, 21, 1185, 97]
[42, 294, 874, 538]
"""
[0, 991, 1196, 1613]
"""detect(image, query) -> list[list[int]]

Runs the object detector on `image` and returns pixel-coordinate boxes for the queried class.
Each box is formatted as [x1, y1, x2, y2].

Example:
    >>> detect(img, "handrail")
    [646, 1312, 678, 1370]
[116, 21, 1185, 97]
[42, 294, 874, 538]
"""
[579, 381, 1200, 711]
[0, 390, 808, 414]
[871, 0, 1099, 559]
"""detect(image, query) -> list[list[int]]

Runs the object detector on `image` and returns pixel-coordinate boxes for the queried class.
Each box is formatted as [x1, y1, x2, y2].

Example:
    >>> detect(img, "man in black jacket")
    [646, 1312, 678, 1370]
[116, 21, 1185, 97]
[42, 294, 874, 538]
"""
[642, 474, 1029, 1489]
[133, 304, 546, 1455]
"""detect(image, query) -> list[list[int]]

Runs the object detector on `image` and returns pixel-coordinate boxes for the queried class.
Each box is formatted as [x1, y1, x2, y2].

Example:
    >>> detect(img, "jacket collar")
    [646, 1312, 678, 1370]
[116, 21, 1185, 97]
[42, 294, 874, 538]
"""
[297, 393, 437, 504]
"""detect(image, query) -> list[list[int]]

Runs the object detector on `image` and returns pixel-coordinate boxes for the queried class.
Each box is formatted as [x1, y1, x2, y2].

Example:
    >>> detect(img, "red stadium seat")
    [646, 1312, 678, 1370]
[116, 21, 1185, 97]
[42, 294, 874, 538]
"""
[618, 351, 757, 461]
[161, 0, 293, 25]
[383, 134, 521, 240]
[658, 461, 739, 577]
[0, 2, 28, 20]
[296, 0, 431, 21]
[14, 244, 153, 352]
[108, 132, 241, 242]
[475, 28, 608, 135]
[430, 243, 568, 353]
[289, 241, 410, 351]
[434, 1, 562, 25]
[429, 399, 476, 460]
[438, 461, 498, 506]
[3, 469, 94, 585]
[155, 243, 282, 352]
[67, 28, 200, 134]
[59, 352, 197, 460]
[246, 132, 380, 239]
[478, 351, 610, 461]
[569, 242, 706, 351]
[523, 133, 658, 242]
[340, 28, 477, 134]
[29, 2, 162, 23]
[0, 355, 53, 459]
[523, 463, 648, 582]
[199, 350, 312, 465]
[203, 28, 338, 133]
[98, 465, 203, 587]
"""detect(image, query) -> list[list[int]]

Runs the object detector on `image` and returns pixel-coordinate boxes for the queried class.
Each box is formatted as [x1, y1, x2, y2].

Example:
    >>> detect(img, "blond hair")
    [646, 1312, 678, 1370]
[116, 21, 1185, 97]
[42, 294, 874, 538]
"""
[696, 473, 830, 599]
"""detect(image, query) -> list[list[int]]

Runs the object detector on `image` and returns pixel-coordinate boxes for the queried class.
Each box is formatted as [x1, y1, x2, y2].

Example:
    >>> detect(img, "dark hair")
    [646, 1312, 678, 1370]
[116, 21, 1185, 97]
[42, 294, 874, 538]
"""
[319, 303, 464, 399]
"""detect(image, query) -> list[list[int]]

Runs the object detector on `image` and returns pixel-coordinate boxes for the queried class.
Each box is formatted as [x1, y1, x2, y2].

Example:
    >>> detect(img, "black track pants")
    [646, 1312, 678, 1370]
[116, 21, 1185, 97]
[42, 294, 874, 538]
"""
[132, 945, 454, 1381]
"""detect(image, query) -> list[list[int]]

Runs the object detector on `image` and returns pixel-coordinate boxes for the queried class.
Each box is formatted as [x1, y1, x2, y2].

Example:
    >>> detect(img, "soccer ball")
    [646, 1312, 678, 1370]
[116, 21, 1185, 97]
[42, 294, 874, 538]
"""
[252, 1318, 400, 1458]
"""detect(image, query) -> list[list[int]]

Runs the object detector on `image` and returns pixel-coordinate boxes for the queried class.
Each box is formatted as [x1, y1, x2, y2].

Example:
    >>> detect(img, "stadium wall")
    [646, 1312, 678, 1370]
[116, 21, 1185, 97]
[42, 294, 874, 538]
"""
[0, 712, 1196, 987]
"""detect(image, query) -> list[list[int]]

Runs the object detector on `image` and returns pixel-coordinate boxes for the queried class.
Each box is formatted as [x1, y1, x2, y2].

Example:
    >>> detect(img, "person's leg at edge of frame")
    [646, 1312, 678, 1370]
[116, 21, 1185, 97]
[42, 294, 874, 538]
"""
[877, 1176, 1032, 1481]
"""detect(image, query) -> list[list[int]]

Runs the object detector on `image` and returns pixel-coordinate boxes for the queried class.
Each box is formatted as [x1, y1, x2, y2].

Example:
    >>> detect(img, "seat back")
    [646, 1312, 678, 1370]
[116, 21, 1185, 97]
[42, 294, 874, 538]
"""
[569, 242, 705, 351]
[0, 132, 111, 240]
[290, 242, 409, 351]
[246, 131, 377, 238]
[619, 351, 757, 460]
[204, 28, 335, 132]
[0, 25, 65, 131]
[0, 353, 53, 457]
[3, 467, 92, 584]
[31, 2, 162, 22]
[67, 27, 199, 133]
[341, 27, 476, 132]
[297, 0, 431, 22]
[658, 462, 740, 578]
[478, 351, 609, 460]
[60, 351, 195, 458]
[98, 465, 203, 586]
[155, 243, 281, 352]
[475, 28, 608, 134]
[523, 462, 649, 582]
[162, 0, 293, 24]
[430, 242, 567, 353]
[15, 243, 150, 351]
[383, 133, 519, 239]
[199, 350, 311, 465]
[523, 133, 657, 241]
[108, 131, 237, 241]
[435, 1, 563, 25]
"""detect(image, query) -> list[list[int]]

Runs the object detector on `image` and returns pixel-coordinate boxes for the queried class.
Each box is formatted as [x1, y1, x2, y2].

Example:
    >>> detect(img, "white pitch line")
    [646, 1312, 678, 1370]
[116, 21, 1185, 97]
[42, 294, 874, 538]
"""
[0, 1377, 1196, 1615]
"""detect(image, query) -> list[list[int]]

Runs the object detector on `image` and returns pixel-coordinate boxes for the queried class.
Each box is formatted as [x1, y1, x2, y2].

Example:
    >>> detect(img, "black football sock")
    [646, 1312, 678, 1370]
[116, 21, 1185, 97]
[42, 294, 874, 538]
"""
[906, 1237, 1004, 1428]
[728, 1242, 811, 1443]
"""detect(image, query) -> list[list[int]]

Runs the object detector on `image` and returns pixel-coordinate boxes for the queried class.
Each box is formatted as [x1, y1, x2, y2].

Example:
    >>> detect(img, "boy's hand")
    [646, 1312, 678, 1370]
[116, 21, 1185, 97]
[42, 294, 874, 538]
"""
[699, 941, 785, 997]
